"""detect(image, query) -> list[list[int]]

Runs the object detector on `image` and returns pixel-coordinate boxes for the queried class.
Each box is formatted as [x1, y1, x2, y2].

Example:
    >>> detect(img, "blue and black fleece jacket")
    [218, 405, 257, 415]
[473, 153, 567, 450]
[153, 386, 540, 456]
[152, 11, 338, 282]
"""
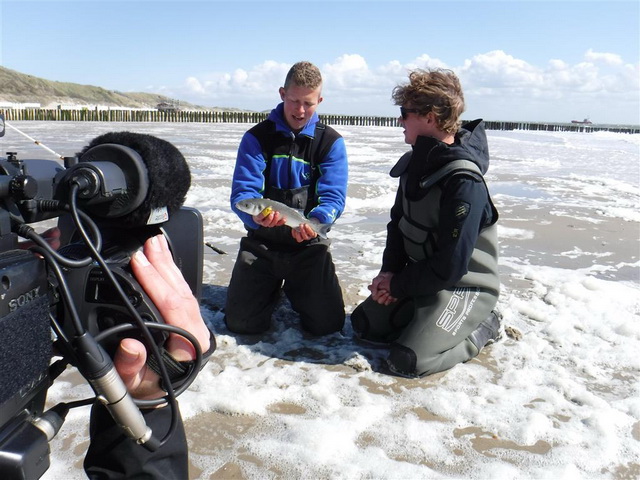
[230, 103, 348, 231]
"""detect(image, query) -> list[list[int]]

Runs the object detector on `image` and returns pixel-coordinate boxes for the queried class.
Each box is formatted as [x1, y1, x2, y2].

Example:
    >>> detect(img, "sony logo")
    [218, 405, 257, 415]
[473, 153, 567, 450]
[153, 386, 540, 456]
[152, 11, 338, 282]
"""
[8, 286, 42, 312]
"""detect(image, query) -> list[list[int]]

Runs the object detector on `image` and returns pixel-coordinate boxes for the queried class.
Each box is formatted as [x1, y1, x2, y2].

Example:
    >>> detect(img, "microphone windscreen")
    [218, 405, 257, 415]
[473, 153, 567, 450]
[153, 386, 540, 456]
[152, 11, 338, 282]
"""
[77, 132, 191, 226]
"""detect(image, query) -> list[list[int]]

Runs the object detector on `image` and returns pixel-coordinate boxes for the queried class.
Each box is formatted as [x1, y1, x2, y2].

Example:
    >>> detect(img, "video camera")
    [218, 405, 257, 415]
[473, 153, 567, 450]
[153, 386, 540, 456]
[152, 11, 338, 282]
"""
[0, 115, 211, 479]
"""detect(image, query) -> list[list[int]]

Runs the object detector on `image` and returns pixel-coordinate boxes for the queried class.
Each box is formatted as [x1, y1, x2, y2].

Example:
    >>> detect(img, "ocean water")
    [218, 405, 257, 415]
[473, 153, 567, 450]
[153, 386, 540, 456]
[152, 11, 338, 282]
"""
[2, 121, 638, 479]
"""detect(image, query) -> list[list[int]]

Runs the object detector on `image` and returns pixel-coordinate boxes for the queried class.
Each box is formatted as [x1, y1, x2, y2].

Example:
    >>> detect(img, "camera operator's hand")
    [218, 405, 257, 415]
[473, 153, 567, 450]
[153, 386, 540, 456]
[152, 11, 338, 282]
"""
[113, 234, 211, 401]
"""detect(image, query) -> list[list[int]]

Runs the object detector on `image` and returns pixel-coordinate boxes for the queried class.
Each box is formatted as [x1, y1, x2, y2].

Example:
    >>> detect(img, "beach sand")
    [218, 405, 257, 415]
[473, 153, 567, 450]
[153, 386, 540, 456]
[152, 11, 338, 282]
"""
[25, 123, 636, 479]
[181, 190, 639, 479]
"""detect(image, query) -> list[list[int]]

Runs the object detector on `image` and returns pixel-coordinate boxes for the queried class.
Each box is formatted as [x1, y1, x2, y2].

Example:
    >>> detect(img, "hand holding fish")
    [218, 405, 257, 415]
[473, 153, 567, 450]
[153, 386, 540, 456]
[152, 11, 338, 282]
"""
[253, 207, 287, 228]
[236, 198, 332, 240]
[291, 222, 318, 242]
[255, 207, 317, 242]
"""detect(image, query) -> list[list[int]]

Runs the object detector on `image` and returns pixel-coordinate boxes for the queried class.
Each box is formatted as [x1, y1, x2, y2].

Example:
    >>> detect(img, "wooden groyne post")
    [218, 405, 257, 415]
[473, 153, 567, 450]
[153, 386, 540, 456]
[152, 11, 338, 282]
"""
[1, 108, 638, 134]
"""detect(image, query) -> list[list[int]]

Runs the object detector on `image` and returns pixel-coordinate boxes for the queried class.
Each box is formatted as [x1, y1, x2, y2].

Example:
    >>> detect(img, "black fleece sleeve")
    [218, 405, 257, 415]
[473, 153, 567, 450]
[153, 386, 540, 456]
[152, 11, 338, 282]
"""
[381, 186, 410, 273]
[84, 402, 188, 479]
[389, 174, 490, 298]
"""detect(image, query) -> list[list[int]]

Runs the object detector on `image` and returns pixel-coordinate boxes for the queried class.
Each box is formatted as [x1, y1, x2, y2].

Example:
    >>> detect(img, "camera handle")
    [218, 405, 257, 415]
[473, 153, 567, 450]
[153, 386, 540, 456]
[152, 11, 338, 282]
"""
[72, 332, 160, 451]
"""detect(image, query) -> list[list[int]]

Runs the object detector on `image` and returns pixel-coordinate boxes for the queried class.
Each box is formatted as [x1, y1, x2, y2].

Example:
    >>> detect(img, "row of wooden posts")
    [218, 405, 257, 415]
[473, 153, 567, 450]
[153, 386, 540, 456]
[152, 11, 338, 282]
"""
[1, 108, 638, 134]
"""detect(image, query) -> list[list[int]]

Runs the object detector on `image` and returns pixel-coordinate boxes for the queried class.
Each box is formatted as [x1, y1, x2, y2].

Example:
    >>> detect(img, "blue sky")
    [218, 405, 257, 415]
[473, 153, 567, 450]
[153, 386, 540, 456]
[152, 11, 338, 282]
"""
[1, 0, 638, 124]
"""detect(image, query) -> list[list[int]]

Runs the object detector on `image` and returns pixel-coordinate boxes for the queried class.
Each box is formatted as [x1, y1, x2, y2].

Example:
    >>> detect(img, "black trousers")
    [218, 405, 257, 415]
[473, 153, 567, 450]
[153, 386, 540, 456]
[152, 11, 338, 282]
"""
[84, 402, 188, 479]
[225, 235, 345, 336]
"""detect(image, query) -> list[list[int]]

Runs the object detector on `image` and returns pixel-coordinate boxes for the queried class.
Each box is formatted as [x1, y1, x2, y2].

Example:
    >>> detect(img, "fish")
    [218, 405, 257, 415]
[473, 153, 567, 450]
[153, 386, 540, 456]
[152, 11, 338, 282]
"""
[235, 198, 332, 239]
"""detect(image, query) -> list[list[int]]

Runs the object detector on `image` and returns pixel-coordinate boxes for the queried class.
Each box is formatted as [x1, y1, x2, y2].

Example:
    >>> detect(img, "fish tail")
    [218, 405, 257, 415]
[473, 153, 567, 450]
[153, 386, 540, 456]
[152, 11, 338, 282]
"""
[317, 223, 332, 239]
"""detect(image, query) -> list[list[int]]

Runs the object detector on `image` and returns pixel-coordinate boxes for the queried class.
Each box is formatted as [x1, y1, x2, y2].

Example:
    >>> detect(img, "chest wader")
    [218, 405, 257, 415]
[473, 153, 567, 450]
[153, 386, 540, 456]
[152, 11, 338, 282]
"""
[351, 160, 500, 377]
[225, 122, 345, 336]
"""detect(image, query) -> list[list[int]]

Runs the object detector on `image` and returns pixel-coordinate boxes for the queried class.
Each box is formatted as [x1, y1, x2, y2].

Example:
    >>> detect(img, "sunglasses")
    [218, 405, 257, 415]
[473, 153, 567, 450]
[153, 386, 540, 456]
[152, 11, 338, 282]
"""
[400, 106, 421, 120]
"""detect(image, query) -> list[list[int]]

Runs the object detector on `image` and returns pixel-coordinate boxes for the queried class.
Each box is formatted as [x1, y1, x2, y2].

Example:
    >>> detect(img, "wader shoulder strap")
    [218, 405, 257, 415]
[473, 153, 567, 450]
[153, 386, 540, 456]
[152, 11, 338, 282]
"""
[308, 123, 327, 202]
[419, 160, 482, 189]
[419, 159, 499, 227]
[254, 121, 328, 171]
[255, 121, 339, 213]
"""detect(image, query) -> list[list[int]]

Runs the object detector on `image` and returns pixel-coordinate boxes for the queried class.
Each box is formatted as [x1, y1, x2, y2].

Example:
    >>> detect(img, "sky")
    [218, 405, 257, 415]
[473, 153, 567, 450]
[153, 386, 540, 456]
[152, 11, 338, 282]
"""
[0, 0, 639, 125]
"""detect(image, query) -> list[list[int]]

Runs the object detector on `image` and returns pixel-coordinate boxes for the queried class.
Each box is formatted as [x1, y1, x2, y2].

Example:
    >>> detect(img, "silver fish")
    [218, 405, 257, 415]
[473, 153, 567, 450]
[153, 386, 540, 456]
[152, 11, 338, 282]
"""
[235, 198, 331, 238]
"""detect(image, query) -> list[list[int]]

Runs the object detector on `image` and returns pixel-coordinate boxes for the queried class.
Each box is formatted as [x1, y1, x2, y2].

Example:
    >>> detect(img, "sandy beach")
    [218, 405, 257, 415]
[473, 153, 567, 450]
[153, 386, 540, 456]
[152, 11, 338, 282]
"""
[186, 184, 640, 479]
[187, 134, 639, 477]
[3, 122, 636, 479]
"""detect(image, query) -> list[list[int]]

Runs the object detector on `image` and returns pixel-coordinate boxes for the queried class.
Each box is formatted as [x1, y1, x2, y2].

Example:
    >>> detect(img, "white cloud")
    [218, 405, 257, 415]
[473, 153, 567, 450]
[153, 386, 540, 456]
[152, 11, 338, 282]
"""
[175, 61, 290, 106]
[231, 69, 248, 85]
[185, 76, 206, 94]
[162, 50, 639, 124]
[472, 51, 541, 85]
[321, 54, 374, 91]
[584, 49, 624, 66]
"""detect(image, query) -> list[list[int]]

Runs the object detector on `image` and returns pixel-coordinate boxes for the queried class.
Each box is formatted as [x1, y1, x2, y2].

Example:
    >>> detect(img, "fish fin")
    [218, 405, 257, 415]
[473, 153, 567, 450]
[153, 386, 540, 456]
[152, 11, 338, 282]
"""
[317, 223, 332, 239]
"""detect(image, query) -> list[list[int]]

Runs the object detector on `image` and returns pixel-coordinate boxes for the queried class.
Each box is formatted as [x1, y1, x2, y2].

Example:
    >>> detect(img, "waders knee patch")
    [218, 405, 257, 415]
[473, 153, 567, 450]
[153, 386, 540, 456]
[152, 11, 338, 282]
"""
[223, 314, 271, 335]
[350, 303, 369, 337]
[389, 297, 413, 330]
[302, 314, 344, 337]
[388, 343, 417, 377]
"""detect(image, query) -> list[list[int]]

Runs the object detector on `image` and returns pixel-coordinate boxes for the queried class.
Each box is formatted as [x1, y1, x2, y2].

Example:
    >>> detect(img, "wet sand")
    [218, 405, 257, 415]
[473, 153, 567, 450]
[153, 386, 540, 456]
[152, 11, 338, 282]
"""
[42, 160, 639, 479]
[40, 193, 639, 479]
[183, 196, 639, 479]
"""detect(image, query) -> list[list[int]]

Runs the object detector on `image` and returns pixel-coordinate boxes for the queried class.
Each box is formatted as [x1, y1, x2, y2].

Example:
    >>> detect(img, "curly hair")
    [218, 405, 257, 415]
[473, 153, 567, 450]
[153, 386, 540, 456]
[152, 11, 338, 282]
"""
[392, 68, 465, 134]
[284, 61, 323, 90]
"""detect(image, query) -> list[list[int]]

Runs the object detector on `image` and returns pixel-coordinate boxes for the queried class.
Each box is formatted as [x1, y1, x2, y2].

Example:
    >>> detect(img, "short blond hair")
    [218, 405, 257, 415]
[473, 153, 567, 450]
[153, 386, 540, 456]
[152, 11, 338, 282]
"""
[284, 61, 323, 90]
[392, 68, 465, 134]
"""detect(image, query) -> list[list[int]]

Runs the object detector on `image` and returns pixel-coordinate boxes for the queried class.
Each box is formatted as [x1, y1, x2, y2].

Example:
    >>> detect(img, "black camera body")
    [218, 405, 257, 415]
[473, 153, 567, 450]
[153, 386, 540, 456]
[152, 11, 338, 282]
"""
[59, 247, 166, 349]
[0, 250, 52, 480]
[0, 118, 205, 479]
[56, 208, 204, 353]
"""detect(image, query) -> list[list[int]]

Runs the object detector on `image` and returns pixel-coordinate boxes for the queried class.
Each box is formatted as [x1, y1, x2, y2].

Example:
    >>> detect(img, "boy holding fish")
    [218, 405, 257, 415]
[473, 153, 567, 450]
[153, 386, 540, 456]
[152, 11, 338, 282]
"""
[225, 61, 348, 337]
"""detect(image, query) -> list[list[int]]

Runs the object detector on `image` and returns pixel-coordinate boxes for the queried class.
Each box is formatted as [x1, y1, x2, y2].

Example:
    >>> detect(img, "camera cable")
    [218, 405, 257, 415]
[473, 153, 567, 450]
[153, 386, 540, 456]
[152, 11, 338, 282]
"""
[15, 204, 101, 268]
[63, 182, 195, 450]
